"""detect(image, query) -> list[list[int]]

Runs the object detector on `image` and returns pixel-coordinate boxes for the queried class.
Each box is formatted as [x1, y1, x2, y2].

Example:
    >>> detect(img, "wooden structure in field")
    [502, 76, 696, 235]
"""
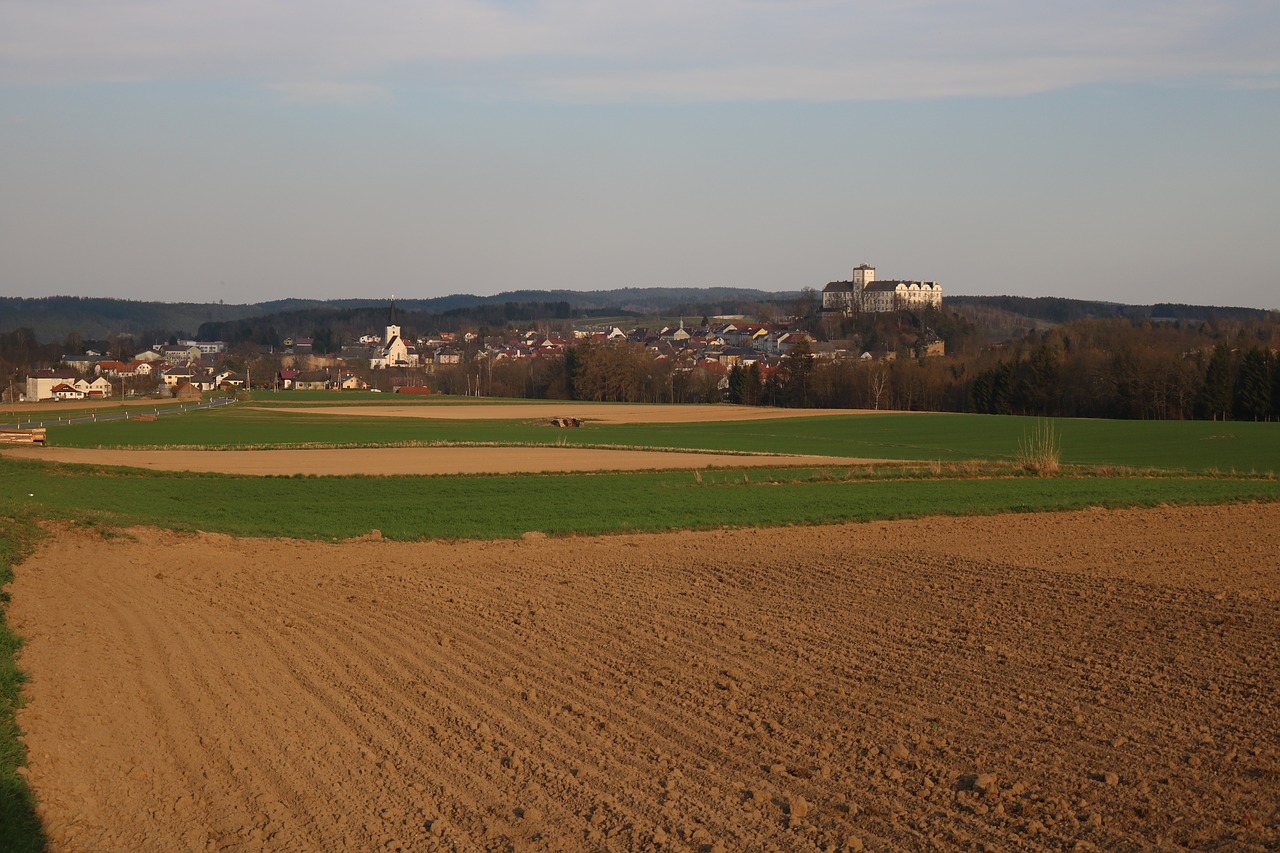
[0, 428, 47, 446]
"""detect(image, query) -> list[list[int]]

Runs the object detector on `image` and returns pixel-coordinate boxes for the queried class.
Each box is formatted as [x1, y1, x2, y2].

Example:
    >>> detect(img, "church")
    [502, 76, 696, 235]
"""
[369, 300, 421, 368]
[822, 264, 942, 315]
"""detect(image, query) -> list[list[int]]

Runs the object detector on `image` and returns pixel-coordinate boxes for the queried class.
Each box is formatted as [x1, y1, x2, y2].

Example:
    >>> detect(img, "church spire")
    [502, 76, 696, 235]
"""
[389, 295, 397, 325]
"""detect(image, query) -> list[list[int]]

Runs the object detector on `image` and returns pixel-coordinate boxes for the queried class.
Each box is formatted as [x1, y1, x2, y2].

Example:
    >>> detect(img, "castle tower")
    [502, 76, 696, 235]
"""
[852, 264, 875, 289]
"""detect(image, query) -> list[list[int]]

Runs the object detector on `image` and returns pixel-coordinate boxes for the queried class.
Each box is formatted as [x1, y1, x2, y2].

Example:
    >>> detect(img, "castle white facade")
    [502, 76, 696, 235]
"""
[822, 264, 942, 315]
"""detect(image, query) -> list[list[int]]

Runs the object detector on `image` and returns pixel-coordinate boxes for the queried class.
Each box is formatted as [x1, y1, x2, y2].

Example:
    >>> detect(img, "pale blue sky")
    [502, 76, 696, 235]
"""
[2, 1, 1277, 308]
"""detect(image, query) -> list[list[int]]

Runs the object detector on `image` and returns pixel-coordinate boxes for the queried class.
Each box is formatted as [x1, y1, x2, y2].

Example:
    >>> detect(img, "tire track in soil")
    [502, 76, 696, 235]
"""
[9, 504, 1280, 851]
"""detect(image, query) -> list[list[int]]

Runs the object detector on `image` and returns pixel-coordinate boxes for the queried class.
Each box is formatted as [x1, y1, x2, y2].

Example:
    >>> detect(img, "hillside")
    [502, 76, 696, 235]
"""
[1, 288, 798, 343]
[946, 295, 1273, 341]
[3, 291, 1273, 346]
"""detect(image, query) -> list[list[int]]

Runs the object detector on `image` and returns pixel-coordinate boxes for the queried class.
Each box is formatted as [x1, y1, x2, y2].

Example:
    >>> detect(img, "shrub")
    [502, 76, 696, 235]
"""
[1016, 420, 1061, 474]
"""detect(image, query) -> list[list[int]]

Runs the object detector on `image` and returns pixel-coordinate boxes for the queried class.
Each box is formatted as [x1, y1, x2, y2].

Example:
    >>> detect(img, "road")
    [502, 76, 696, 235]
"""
[0, 396, 237, 431]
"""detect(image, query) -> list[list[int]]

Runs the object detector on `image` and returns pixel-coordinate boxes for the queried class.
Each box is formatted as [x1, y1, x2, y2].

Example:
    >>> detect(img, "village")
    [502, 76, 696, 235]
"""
[15, 265, 947, 402]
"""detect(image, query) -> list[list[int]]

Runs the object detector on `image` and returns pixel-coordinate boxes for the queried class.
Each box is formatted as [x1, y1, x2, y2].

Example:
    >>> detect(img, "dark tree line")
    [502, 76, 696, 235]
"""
[968, 334, 1280, 422]
[434, 339, 728, 404]
[722, 316, 1280, 420]
[427, 314, 1280, 421]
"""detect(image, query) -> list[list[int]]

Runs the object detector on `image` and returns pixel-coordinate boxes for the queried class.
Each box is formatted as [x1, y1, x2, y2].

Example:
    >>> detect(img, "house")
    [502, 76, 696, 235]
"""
[822, 264, 942, 315]
[293, 370, 331, 391]
[161, 367, 195, 387]
[659, 321, 692, 342]
[159, 344, 203, 363]
[215, 372, 247, 390]
[172, 380, 203, 401]
[338, 373, 368, 391]
[277, 369, 301, 389]
[62, 354, 110, 372]
[95, 360, 129, 377]
[26, 369, 84, 401]
[74, 376, 113, 398]
[179, 340, 227, 355]
[52, 382, 85, 400]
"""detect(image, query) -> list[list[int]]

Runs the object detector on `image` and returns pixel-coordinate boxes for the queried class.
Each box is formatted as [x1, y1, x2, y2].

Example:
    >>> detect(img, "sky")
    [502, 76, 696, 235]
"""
[1, 1, 1278, 309]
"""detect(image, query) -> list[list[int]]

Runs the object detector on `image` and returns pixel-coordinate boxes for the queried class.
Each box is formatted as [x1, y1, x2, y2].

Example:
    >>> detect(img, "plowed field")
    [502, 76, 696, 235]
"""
[10, 504, 1280, 851]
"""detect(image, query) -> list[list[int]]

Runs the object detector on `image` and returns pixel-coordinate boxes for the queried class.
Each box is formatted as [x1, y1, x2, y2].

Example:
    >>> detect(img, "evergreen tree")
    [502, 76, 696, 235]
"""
[778, 339, 815, 407]
[1272, 353, 1280, 420]
[727, 365, 746, 404]
[1197, 344, 1234, 421]
[1234, 346, 1273, 421]
[744, 362, 764, 406]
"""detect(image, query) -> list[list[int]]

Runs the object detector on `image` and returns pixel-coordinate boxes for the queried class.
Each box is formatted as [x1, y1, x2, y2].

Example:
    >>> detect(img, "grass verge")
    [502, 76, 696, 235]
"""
[0, 515, 46, 852]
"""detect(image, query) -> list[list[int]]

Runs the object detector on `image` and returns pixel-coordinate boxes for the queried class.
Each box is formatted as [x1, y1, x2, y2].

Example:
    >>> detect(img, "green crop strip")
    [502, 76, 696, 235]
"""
[3, 456, 1278, 542]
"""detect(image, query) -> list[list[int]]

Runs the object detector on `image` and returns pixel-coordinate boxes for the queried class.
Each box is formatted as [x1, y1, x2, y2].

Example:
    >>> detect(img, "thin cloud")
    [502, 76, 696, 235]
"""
[272, 82, 391, 105]
[1, 0, 1277, 100]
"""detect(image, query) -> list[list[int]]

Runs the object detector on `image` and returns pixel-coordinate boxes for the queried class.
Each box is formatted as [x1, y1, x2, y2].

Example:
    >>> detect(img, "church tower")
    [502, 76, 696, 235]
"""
[385, 296, 401, 345]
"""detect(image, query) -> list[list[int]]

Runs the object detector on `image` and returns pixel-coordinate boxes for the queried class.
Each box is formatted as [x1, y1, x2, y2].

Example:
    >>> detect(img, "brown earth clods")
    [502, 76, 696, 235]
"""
[9, 504, 1280, 851]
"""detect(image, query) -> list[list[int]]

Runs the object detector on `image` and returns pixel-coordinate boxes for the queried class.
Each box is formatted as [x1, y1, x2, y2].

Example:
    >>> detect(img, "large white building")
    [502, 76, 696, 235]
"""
[822, 264, 942, 315]
[25, 370, 113, 401]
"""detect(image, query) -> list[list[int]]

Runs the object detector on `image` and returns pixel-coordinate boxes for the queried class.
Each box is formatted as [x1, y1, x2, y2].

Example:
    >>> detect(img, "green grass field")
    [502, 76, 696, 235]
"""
[0, 458, 1277, 541]
[44, 405, 1280, 474]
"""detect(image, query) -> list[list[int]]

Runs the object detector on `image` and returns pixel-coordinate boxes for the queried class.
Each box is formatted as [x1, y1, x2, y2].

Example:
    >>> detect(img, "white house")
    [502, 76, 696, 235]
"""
[74, 376, 113, 398]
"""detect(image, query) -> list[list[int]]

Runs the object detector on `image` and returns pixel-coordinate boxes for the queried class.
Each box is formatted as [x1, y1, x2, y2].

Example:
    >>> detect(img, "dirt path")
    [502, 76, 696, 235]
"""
[0, 446, 879, 475]
[10, 505, 1280, 851]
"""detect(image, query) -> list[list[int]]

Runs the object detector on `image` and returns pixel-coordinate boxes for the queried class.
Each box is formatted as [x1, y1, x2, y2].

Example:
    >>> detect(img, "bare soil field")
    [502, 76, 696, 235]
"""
[9, 504, 1280, 851]
[0, 446, 875, 475]
[261, 402, 871, 424]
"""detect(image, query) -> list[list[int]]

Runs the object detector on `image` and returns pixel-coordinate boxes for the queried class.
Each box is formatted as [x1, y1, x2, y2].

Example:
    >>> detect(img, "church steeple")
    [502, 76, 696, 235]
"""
[385, 295, 402, 346]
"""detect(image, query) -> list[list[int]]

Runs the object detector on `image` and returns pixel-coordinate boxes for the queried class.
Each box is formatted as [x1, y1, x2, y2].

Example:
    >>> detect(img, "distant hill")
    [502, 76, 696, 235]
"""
[0, 296, 265, 342]
[1, 288, 800, 343]
[4, 290, 1272, 345]
[948, 295, 1272, 325]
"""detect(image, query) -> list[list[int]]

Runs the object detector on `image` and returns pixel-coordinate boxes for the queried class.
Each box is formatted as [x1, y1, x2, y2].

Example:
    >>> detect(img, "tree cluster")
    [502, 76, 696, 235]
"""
[730, 315, 1280, 420]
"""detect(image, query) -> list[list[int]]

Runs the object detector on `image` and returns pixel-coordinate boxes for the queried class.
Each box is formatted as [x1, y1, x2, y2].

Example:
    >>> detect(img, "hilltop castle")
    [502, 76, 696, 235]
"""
[822, 264, 942, 315]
